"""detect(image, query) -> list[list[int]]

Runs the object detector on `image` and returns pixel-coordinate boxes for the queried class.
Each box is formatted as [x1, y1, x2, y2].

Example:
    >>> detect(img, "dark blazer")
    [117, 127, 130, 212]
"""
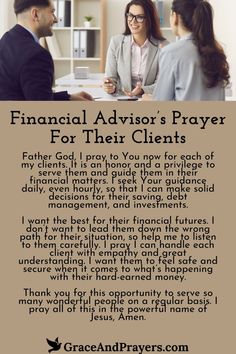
[0, 25, 69, 100]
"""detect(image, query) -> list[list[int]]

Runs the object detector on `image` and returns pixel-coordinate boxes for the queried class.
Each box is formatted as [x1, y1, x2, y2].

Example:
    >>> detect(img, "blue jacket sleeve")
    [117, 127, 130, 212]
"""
[153, 49, 175, 101]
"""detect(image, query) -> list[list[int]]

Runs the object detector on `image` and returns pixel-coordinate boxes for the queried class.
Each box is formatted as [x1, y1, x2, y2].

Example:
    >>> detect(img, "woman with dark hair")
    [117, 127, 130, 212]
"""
[153, 0, 230, 100]
[104, 0, 168, 96]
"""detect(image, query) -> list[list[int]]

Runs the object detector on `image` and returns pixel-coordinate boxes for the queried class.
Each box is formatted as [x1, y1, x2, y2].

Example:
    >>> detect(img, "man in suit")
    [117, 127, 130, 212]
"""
[0, 0, 93, 101]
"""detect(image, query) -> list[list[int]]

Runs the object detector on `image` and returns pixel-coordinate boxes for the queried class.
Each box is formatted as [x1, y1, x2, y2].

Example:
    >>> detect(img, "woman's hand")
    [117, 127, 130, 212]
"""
[140, 93, 153, 101]
[123, 81, 144, 97]
[103, 78, 116, 94]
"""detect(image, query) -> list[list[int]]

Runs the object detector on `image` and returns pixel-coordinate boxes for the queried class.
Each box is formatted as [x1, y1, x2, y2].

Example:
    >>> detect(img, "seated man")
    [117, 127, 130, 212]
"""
[0, 0, 93, 101]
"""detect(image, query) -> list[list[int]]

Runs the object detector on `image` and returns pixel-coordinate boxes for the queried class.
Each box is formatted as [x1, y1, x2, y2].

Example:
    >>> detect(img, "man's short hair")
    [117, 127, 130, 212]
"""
[14, 0, 50, 15]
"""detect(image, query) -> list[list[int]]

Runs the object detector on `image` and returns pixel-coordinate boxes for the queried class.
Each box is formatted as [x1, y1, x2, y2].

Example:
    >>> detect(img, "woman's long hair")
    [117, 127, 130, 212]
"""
[172, 0, 230, 87]
[123, 0, 165, 43]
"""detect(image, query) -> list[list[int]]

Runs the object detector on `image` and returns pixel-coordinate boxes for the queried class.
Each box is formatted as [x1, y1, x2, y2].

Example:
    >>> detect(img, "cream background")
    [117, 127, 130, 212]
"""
[0, 101, 235, 354]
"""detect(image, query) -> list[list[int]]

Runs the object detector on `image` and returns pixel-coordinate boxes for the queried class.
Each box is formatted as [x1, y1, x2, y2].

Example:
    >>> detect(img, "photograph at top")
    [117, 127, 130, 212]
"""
[0, 0, 234, 100]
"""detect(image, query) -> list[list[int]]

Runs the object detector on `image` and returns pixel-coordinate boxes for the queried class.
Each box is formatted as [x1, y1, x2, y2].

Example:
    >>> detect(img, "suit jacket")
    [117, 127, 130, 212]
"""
[153, 34, 225, 101]
[105, 34, 167, 94]
[0, 25, 69, 100]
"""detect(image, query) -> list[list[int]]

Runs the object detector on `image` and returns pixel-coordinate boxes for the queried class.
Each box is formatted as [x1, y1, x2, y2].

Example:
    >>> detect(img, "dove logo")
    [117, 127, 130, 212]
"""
[47, 338, 62, 353]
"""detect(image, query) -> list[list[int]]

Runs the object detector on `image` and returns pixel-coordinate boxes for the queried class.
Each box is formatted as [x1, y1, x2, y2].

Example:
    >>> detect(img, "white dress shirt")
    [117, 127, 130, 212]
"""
[131, 37, 149, 88]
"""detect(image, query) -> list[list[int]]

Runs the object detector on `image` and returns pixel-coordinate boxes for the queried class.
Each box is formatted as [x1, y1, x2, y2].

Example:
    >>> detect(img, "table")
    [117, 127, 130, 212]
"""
[55, 73, 104, 87]
[55, 73, 119, 101]
[55, 73, 234, 101]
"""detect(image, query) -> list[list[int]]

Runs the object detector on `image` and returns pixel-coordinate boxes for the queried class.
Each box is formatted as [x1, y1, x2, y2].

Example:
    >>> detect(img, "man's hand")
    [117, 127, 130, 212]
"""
[103, 78, 116, 94]
[70, 91, 94, 101]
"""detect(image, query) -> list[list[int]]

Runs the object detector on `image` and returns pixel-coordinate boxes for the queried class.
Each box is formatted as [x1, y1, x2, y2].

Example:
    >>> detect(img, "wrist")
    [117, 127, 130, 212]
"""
[111, 84, 116, 94]
[140, 88, 144, 95]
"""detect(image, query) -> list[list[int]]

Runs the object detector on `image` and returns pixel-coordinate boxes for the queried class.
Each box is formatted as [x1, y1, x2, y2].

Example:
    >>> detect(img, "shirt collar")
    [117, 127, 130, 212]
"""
[131, 36, 149, 48]
[18, 24, 39, 43]
[179, 33, 193, 41]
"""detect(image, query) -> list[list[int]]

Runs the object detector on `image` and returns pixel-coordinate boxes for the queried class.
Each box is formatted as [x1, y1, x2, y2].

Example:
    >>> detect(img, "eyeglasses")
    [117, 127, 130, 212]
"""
[126, 12, 146, 23]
